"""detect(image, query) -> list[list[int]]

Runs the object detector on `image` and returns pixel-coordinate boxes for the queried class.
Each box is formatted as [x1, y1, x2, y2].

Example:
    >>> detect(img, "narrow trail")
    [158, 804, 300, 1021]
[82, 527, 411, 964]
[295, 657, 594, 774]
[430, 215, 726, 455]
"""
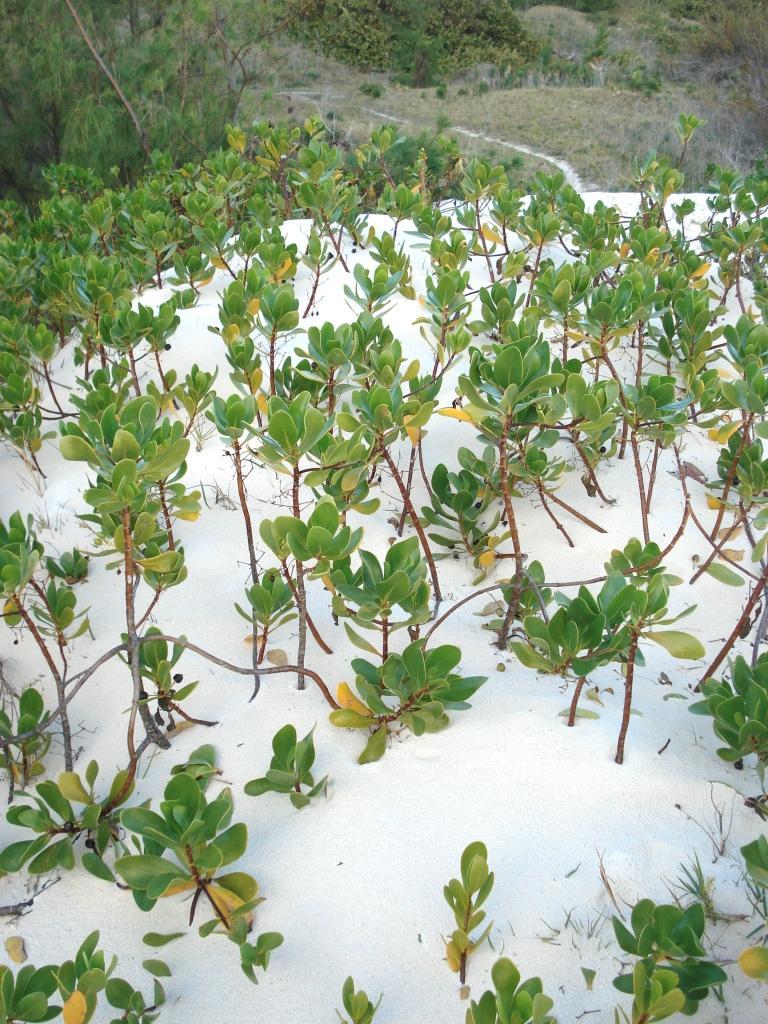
[360, 106, 587, 190]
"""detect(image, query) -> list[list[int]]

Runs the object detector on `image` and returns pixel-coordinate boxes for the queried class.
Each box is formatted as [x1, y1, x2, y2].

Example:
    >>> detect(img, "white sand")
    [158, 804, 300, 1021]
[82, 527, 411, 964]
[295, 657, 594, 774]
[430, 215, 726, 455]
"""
[1, 197, 765, 1022]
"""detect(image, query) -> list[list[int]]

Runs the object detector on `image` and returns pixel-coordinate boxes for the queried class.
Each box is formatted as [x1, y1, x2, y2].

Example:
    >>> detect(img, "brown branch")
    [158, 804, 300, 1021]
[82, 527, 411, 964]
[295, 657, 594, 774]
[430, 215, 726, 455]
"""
[62, 0, 151, 155]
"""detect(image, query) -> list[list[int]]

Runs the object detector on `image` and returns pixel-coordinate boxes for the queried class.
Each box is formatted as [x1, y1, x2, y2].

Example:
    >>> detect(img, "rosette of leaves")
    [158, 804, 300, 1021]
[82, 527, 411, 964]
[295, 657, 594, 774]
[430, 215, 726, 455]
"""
[612, 900, 727, 1014]
[330, 641, 486, 764]
[0, 688, 51, 788]
[0, 930, 167, 1024]
[615, 961, 686, 1024]
[416, 268, 472, 372]
[443, 841, 494, 984]
[60, 395, 192, 589]
[244, 724, 328, 809]
[293, 322, 356, 416]
[0, 349, 50, 476]
[235, 568, 296, 664]
[45, 547, 89, 584]
[255, 283, 300, 394]
[242, 227, 297, 284]
[336, 976, 381, 1024]
[329, 537, 430, 661]
[690, 654, 768, 787]
[369, 230, 415, 296]
[260, 497, 363, 578]
[0, 512, 88, 770]
[712, 431, 768, 512]
[344, 263, 403, 318]
[422, 458, 502, 575]
[210, 267, 266, 349]
[173, 364, 217, 436]
[530, 261, 593, 364]
[0, 760, 135, 877]
[510, 576, 627, 724]
[169, 246, 215, 296]
[476, 281, 524, 341]
[115, 769, 282, 981]
[621, 374, 691, 446]
[135, 628, 202, 730]
[29, 577, 91, 647]
[466, 957, 555, 1024]
[131, 210, 180, 288]
[303, 428, 380, 519]
[255, 392, 334, 473]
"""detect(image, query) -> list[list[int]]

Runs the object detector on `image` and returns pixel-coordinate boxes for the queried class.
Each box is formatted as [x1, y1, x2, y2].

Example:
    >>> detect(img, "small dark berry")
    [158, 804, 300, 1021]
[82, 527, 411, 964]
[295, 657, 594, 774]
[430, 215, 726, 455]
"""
[84, 838, 96, 850]
[138, 689, 148, 700]
[165, 343, 172, 350]
[173, 672, 183, 683]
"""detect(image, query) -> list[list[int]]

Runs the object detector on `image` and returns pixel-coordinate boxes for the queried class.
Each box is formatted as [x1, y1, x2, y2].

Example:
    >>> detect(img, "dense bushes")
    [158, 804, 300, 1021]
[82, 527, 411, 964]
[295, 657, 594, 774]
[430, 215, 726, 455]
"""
[293, 0, 539, 85]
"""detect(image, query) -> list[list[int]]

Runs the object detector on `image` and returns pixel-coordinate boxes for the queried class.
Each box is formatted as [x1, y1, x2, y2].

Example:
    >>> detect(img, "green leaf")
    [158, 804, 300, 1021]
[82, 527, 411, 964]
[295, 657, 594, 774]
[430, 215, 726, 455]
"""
[705, 562, 744, 587]
[358, 727, 388, 764]
[60, 435, 97, 464]
[142, 932, 184, 948]
[645, 630, 705, 660]
[81, 851, 115, 883]
[142, 959, 171, 978]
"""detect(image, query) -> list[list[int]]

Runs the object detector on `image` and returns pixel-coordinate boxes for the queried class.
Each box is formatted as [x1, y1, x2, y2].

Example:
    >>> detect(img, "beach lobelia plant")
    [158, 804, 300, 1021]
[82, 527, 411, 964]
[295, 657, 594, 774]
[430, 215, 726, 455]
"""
[443, 841, 494, 985]
[612, 899, 727, 1016]
[0, 687, 51, 790]
[336, 976, 381, 1024]
[329, 536, 431, 662]
[244, 724, 328, 809]
[465, 957, 555, 1024]
[0, 759, 135, 878]
[511, 538, 705, 762]
[0, 512, 90, 770]
[330, 641, 486, 764]
[0, 930, 168, 1024]
[60, 392, 198, 762]
[690, 653, 768, 807]
[114, 762, 282, 982]
[259, 490, 361, 685]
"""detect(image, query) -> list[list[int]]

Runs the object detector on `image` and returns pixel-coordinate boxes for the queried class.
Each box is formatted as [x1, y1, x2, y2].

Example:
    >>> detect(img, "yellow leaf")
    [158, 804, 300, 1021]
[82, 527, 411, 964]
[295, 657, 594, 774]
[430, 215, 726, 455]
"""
[4, 937, 26, 963]
[405, 424, 421, 445]
[62, 991, 87, 1024]
[478, 550, 496, 569]
[161, 879, 196, 898]
[247, 297, 261, 316]
[336, 683, 371, 717]
[706, 495, 724, 510]
[211, 257, 227, 270]
[739, 945, 768, 981]
[206, 883, 252, 929]
[481, 225, 503, 246]
[267, 648, 288, 667]
[438, 407, 473, 423]
[321, 572, 337, 595]
[708, 422, 739, 443]
[272, 258, 293, 282]
[691, 262, 711, 280]
[620, 242, 630, 258]
[222, 324, 240, 345]
[257, 392, 268, 414]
